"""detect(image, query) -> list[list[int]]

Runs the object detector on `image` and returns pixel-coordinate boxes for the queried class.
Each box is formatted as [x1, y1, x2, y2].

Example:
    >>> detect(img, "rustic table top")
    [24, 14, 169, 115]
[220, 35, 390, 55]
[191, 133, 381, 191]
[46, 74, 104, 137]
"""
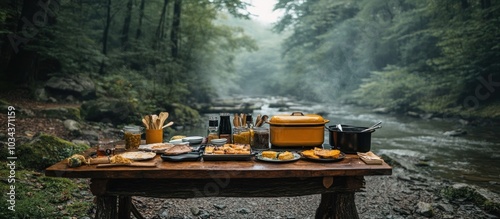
[45, 152, 392, 179]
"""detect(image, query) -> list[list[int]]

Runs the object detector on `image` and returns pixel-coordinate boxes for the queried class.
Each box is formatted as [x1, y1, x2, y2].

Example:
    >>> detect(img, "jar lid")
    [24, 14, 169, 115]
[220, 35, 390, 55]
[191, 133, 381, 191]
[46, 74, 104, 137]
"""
[123, 125, 143, 133]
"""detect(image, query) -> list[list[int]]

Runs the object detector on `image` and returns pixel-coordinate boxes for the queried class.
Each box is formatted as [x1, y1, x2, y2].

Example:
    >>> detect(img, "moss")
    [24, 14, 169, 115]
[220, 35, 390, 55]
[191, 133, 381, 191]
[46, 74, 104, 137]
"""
[442, 184, 500, 216]
[0, 163, 92, 218]
[13, 133, 89, 170]
[39, 106, 82, 121]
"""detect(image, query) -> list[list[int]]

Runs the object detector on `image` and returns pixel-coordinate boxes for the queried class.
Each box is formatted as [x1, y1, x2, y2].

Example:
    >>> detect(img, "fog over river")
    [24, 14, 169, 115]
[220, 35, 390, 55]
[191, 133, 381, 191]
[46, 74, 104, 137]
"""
[185, 96, 500, 194]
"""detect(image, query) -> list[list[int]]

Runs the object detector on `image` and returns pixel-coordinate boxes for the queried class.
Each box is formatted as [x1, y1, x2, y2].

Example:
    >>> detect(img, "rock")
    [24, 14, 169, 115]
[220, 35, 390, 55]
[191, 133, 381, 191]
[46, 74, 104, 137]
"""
[407, 111, 420, 118]
[4, 132, 89, 170]
[416, 201, 434, 217]
[213, 204, 226, 210]
[38, 107, 81, 121]
[437, 203, 454, 212]
[237, 208, 251, 214]
[19, 108, 35, 117]
[190, 207, 200, 216]
[44, 74, 96, 101]
[64, 119, 81, 132]
[199, 211, 211, 219]
[34, 88, 49, 102]
[443, 129, 467, 137]
[157, 208, 169, 219]
[79, 130, 100, 143]
[71, 140, 90, 147]
[81, 98, 138, 125]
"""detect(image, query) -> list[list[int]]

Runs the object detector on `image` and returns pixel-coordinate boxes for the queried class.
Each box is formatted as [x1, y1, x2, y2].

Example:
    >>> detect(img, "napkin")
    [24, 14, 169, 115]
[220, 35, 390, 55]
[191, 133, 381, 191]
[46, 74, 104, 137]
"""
[357, 151, 383, 165]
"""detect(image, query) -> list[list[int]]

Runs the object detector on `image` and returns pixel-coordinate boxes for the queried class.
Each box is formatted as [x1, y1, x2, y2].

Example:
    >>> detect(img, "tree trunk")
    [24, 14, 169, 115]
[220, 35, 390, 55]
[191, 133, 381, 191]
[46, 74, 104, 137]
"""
[99, 0, 112, 74]
[121, 0, 133, 50]
[154, 0, 169, 50]
[5, 0, 40, 84]
[135, 0, 146, 40]
[0, 0, 21, 79]
[170, 0, 181, 58]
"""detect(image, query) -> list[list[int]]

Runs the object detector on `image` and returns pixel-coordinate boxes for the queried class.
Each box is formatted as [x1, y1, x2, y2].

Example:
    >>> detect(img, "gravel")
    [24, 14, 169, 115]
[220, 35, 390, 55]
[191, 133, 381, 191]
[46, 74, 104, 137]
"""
[119, 166, 498, 219]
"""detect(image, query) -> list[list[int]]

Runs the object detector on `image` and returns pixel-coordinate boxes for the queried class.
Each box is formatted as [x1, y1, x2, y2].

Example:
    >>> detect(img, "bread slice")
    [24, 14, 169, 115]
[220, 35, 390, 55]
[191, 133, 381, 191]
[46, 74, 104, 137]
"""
[261, 151, 277, 159]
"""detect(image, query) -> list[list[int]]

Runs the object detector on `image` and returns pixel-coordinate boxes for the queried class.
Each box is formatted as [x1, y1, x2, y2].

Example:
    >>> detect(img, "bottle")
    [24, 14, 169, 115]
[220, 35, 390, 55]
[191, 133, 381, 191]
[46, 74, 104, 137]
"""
[207, 116, 219, 144]
[245, 114, 253, 128]
[219, 113, 232, 143]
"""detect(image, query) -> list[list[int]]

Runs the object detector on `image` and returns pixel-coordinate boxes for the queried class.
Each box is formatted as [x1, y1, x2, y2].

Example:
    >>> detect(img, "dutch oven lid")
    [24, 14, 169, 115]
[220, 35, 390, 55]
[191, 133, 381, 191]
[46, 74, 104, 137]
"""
[268, 112, 329, 126]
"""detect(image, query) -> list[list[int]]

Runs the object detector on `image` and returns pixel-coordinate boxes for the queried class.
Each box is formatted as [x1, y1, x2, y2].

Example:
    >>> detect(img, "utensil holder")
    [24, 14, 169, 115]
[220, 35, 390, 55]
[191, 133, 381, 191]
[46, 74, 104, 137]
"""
[146, 129, 163, 144]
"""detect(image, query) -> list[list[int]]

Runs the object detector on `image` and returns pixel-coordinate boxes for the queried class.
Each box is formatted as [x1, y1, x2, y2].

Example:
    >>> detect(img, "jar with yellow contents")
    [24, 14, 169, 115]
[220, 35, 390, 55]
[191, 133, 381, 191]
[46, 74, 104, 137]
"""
[123, 125, 143, 150]
[232, 127, 251, 145]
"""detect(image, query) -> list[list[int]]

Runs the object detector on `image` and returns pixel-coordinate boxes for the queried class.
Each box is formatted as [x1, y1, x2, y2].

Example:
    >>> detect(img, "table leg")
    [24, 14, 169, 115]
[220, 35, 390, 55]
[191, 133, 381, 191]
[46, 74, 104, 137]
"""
[95, 195, 117, 219]
[315, 192, 359, 219]
[118, 196, 132, 219]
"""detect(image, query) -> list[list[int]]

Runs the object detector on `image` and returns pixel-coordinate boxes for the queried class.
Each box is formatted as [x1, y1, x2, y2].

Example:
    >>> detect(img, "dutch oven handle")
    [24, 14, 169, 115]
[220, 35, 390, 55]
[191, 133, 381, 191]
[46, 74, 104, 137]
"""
[291, 112, 304, 116]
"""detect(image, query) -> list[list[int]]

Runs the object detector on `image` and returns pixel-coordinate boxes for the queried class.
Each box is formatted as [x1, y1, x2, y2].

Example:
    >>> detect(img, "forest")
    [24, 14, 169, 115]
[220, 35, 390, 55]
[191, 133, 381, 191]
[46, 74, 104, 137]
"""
[1, 0, 499, 124]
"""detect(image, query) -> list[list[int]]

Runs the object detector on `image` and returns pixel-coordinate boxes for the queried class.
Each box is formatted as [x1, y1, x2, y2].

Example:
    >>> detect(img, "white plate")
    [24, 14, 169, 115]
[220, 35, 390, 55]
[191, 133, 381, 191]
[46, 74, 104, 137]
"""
[119, 152, 156, 161]
[182, 136, 204, 144]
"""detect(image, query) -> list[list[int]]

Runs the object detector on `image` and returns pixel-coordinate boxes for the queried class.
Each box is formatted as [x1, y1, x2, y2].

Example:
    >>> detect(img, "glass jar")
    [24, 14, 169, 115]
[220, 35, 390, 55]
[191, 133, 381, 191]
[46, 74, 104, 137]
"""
[219, 113, 232, 143]
[207, 116, 219, 144]
[252, 127, 269, 150]
[123, 125, 143, 150]
[232, 127, 251, 145]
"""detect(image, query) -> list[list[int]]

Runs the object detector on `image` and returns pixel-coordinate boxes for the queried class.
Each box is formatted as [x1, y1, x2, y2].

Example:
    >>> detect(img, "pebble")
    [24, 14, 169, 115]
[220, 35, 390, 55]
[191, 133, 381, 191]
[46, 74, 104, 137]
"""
[237, 208, 251, 214]
[214, 203, 227, 210]
[190, 207, 200, 216]
[437, 203, 454, 212]
[157, 208, 169, 219]
[416, 202, 433, 217]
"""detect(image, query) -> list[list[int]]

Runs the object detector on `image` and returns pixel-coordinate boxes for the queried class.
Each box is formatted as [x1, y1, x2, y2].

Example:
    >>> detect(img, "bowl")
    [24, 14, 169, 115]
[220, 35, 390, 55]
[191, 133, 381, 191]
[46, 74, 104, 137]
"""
[182, 136, 204, 144]
[169, 139, 183, 144]
[210, 138, 227, 146]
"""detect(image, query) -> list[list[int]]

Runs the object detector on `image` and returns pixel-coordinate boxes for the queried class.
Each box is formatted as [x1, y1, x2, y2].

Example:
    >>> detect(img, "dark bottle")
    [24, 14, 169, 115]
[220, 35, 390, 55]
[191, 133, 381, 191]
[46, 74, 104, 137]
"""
[207, 116, 219, 144]
[219, 113, 232, 143]
[245, 114, 253, 128]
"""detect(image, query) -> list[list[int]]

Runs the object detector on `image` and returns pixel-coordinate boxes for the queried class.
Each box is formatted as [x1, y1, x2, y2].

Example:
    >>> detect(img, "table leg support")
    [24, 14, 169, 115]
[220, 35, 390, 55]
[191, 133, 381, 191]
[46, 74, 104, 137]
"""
[95, 195, 117, 219]
[118, 196, 132, 219]
[315, 192, 359, 219]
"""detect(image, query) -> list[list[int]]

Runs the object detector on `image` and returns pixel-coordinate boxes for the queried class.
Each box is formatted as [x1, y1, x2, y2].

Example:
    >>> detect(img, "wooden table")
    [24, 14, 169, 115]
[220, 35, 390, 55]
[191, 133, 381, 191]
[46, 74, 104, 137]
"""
[45, 151, 392, 219]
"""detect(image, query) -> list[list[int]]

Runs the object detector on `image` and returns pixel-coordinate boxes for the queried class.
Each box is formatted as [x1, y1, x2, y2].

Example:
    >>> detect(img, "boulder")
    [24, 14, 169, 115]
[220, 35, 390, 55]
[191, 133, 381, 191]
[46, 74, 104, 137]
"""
[63, 119, 81, 132]
[44, 74, 96, 101]
[9, 132, 89, 170]
[81, 98, 138, 125]
[38, 106, 81, 121]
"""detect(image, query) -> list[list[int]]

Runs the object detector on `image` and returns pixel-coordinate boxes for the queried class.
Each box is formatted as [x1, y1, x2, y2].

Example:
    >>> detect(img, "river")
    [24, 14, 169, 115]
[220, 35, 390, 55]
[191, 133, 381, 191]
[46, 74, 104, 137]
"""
[183, 96, 500, 194]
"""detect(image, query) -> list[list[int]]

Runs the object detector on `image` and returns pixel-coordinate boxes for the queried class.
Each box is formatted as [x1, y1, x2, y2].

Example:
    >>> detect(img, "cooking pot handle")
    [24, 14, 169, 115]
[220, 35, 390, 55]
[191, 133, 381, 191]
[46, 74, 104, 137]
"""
[291, 112, 304, 116]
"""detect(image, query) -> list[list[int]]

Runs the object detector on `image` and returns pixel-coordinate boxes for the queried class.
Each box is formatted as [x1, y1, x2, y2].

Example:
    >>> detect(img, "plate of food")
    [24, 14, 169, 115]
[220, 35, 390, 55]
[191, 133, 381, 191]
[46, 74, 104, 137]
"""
[138, 142, 174, 153]
[203, 144, 253, 161]
[256, 151, 301, 163]
[119, 151, 157, 161]
[301, 148, 345, 162]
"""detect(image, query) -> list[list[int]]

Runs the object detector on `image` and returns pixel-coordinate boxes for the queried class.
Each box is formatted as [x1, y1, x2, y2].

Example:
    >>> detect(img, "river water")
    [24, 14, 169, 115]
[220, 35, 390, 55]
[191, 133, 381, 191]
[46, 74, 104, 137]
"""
[185, 96, 500, 193]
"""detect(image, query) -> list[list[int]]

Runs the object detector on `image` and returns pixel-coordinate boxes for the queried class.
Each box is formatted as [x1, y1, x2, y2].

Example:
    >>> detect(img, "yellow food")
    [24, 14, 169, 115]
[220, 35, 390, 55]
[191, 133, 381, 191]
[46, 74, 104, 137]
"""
[314, 149, 341, 159]
[170, 135, 186, 140]
[278, 151, 294, 160]
[261, 151, 277, 159]
[301, 150, 320, 159]
[205, 144, 251, 155]
[110, 155, 132, 164]
[302, 148, 341, 159]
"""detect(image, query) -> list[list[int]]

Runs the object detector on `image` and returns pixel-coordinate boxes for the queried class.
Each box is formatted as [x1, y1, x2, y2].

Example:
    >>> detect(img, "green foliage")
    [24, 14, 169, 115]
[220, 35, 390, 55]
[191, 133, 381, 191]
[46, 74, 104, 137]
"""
[442, 184, 500, 216]
[0, 164, 92, 218]
[8, 133, 89, 170]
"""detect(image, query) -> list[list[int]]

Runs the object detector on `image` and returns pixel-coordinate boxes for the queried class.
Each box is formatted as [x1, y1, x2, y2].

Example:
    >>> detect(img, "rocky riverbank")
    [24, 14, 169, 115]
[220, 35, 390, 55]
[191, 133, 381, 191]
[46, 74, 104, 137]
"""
[1, 94, 499, 218]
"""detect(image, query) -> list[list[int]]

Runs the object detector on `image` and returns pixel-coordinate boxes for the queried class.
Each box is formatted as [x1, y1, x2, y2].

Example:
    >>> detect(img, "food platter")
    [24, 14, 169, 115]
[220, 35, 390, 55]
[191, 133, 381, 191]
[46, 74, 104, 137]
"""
[300, 152, 346, 162]
[256, 151, 301, 163]
[119, 151, 157, 161]
[138, 143, 174, 153]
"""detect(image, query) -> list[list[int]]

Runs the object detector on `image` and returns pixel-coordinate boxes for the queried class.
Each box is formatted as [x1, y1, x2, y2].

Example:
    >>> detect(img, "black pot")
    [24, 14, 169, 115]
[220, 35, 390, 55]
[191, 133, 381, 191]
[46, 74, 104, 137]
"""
[327, 125, 374, 154]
